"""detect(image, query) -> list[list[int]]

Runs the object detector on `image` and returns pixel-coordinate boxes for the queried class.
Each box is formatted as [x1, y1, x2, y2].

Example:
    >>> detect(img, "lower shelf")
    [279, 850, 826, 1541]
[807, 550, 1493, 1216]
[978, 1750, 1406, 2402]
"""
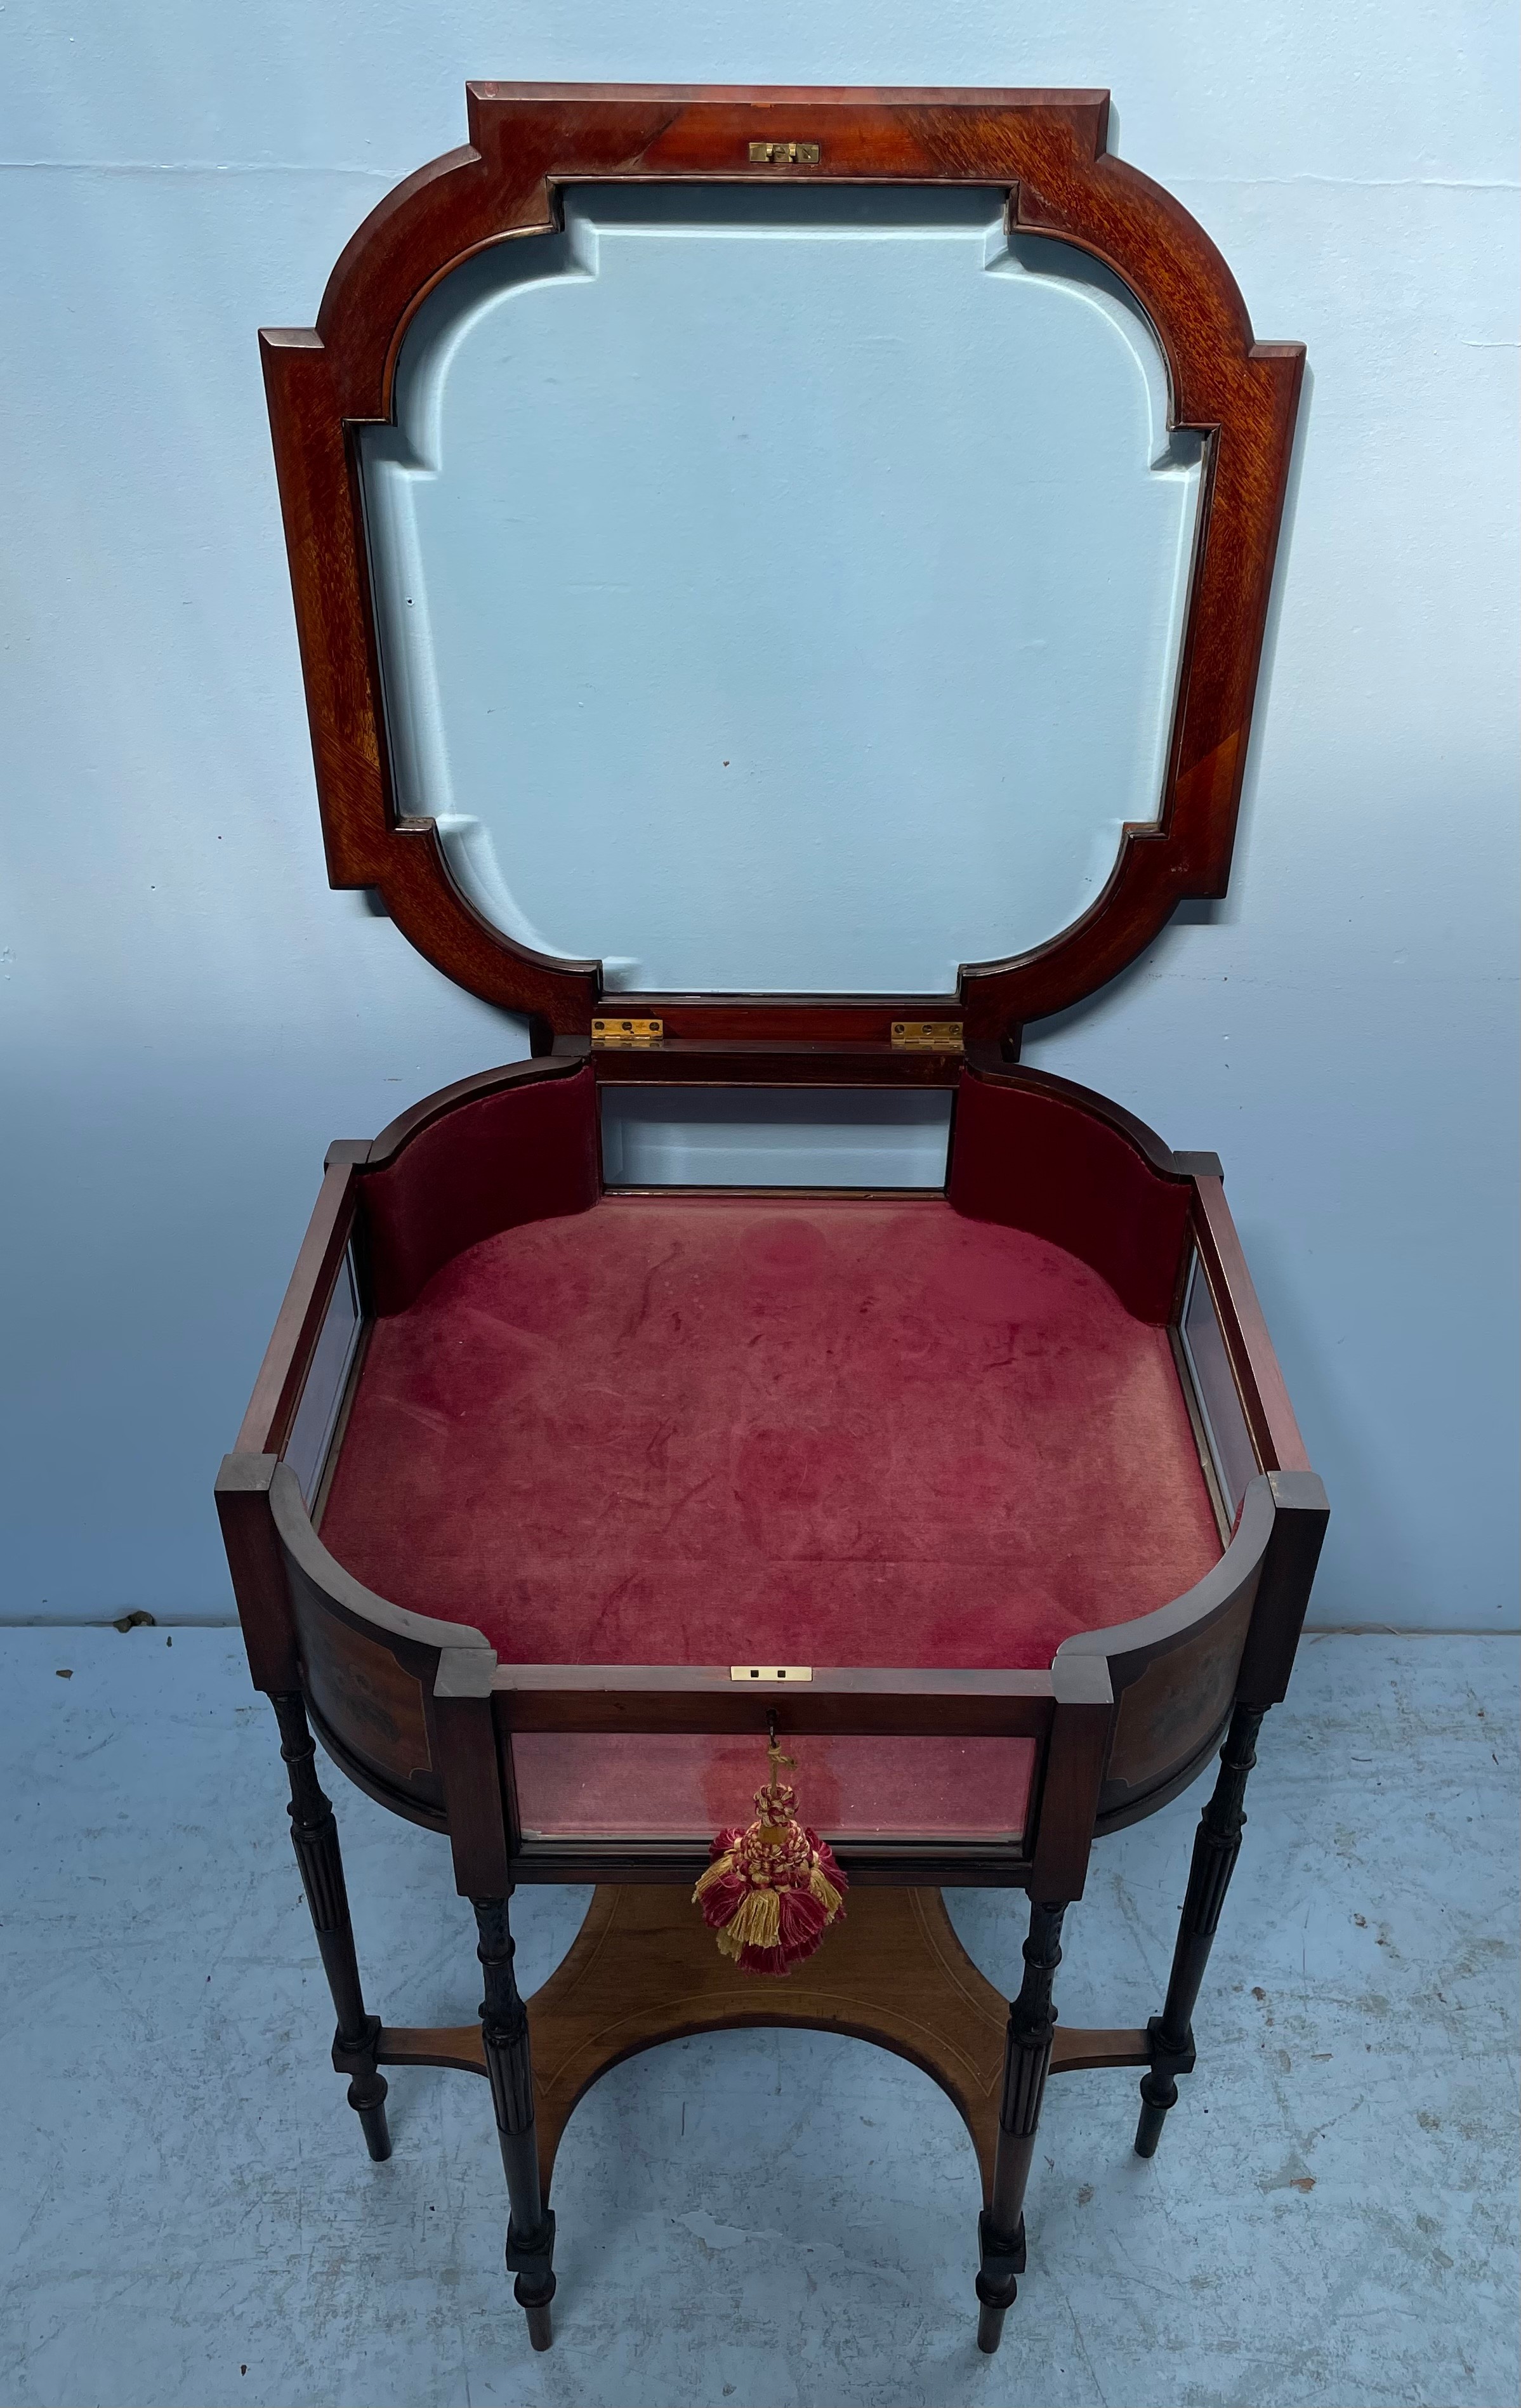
[376, 1884, 1149, 2197]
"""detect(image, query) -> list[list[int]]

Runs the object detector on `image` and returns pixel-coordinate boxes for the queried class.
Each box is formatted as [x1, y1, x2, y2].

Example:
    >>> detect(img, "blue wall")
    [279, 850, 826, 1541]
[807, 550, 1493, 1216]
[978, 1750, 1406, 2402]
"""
[2, 4, 1517, 1630]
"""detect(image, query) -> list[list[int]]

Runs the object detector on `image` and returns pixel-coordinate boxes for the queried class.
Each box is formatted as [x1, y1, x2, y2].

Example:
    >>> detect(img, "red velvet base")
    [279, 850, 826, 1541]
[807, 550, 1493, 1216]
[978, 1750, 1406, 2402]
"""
[322, 1195, 1220, 1676]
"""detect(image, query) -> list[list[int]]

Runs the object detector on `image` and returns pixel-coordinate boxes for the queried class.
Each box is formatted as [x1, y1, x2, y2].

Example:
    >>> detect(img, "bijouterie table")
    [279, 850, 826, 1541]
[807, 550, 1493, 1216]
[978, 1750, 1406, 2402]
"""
[218, 81, 1327, 2356]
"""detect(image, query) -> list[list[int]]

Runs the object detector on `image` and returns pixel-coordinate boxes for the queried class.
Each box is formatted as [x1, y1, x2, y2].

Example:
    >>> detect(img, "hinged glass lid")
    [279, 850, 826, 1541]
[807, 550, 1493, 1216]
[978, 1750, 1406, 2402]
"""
[262, 86, 1302, 1045]
[357, 187, 1201, 997]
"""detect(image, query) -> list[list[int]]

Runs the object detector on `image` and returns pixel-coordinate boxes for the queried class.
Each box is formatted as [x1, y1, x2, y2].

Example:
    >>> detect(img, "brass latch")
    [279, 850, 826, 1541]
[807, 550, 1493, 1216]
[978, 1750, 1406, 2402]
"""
[748, 140, 821, 166]
[730, 1665, 813, 1683]
[592, 1016, 664, 1050]
[891, 1020, 965, 1052]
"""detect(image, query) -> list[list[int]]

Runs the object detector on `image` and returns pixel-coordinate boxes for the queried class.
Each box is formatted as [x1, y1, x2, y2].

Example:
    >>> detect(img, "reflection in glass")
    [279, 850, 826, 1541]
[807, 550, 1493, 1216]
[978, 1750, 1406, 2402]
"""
[600, 1086, 953, 1187]
[1180, 1252, 1258, 1519]
[511, 1730, 1036, 1843]
[284, 1249, 361, 1509]
[361, 187, 1201, 993]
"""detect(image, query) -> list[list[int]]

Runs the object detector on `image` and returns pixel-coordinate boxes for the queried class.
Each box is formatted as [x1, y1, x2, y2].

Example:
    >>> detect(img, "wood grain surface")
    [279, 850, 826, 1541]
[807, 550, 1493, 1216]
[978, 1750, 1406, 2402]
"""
[376, 1883, 1149, 2197]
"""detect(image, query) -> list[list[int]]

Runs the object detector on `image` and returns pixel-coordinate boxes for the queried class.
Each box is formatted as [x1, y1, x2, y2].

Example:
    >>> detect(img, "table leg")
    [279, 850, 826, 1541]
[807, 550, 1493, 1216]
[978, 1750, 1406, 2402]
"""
[271, 1692, 391, 2162]
[474, 1895, 557, 2352]
[977, 1897, 1066, 2355]
[1135, 1701, 1267, 2157]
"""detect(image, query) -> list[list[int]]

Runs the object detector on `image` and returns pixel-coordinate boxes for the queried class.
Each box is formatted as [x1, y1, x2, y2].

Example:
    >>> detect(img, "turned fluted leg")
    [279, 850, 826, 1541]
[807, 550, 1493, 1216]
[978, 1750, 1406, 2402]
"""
[1135, 1701, 1267, 2158]
[271, 1692, 391, 2162]
[474, 1897, 557, 2352]
[976, 1897, 1066, 2354]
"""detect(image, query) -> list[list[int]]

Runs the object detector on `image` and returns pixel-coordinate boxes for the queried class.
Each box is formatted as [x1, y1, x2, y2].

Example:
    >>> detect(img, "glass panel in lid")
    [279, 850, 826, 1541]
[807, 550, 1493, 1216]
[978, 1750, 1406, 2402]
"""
[359, 186, 1202, 996]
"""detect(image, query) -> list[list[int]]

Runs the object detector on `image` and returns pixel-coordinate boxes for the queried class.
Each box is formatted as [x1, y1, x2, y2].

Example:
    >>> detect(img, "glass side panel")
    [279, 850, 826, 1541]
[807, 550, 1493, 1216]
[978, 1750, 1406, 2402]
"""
[359, 185, 1202, 994]
[1180, 1251, 1259, 1519]
[511, 1730, 1036, 1843]
[282, 1248, 361, 1509]
[600, 1087, 952, 1187]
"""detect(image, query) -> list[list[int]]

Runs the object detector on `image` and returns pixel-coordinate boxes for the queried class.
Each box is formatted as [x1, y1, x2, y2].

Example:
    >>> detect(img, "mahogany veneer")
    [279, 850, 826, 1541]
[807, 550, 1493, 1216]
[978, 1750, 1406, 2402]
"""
[377, 1885, 1152, 2203]
[260, 81, 1303, 1053]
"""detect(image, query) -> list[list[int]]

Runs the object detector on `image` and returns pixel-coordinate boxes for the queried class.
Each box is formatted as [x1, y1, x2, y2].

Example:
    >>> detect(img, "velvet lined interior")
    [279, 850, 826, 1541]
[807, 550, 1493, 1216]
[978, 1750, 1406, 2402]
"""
[322, 1195, 1221, 1677]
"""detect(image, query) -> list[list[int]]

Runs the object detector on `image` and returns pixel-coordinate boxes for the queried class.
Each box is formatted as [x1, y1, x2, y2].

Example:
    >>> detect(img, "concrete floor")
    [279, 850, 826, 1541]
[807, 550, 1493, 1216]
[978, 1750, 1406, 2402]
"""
[0, 1631, 1514, 2408]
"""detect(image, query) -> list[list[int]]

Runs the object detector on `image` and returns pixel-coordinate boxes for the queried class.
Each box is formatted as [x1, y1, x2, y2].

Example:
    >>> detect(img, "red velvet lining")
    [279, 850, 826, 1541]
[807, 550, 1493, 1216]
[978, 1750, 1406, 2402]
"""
[949, 1070, 1192, 1323]
[361, 1066, 598, 1315]
[321, 1196, 1221, 1680]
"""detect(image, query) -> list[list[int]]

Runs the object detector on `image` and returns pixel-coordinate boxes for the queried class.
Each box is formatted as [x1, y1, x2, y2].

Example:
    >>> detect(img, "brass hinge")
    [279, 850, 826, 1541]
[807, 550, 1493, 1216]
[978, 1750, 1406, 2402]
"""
[592, 1016, 664, 1050]
[730, 1664, 813, 1683]
[891, 1020, 964, 1053]
[748, 140, 820, 166]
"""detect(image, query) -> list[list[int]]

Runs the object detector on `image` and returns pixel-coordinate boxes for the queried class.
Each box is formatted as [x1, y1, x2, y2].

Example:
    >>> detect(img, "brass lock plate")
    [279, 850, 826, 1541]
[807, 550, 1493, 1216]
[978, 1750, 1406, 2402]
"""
[748, 141, 821, 166]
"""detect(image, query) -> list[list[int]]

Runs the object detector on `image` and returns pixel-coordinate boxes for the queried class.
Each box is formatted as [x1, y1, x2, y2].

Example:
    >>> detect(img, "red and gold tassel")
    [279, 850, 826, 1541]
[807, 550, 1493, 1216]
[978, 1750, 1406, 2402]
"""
[693, 1727, 848, 1977]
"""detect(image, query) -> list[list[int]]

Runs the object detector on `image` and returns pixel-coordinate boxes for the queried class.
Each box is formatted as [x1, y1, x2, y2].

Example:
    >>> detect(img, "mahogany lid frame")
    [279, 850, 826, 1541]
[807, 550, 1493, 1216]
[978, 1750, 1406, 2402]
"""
[261, 83, 1304, 1053]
